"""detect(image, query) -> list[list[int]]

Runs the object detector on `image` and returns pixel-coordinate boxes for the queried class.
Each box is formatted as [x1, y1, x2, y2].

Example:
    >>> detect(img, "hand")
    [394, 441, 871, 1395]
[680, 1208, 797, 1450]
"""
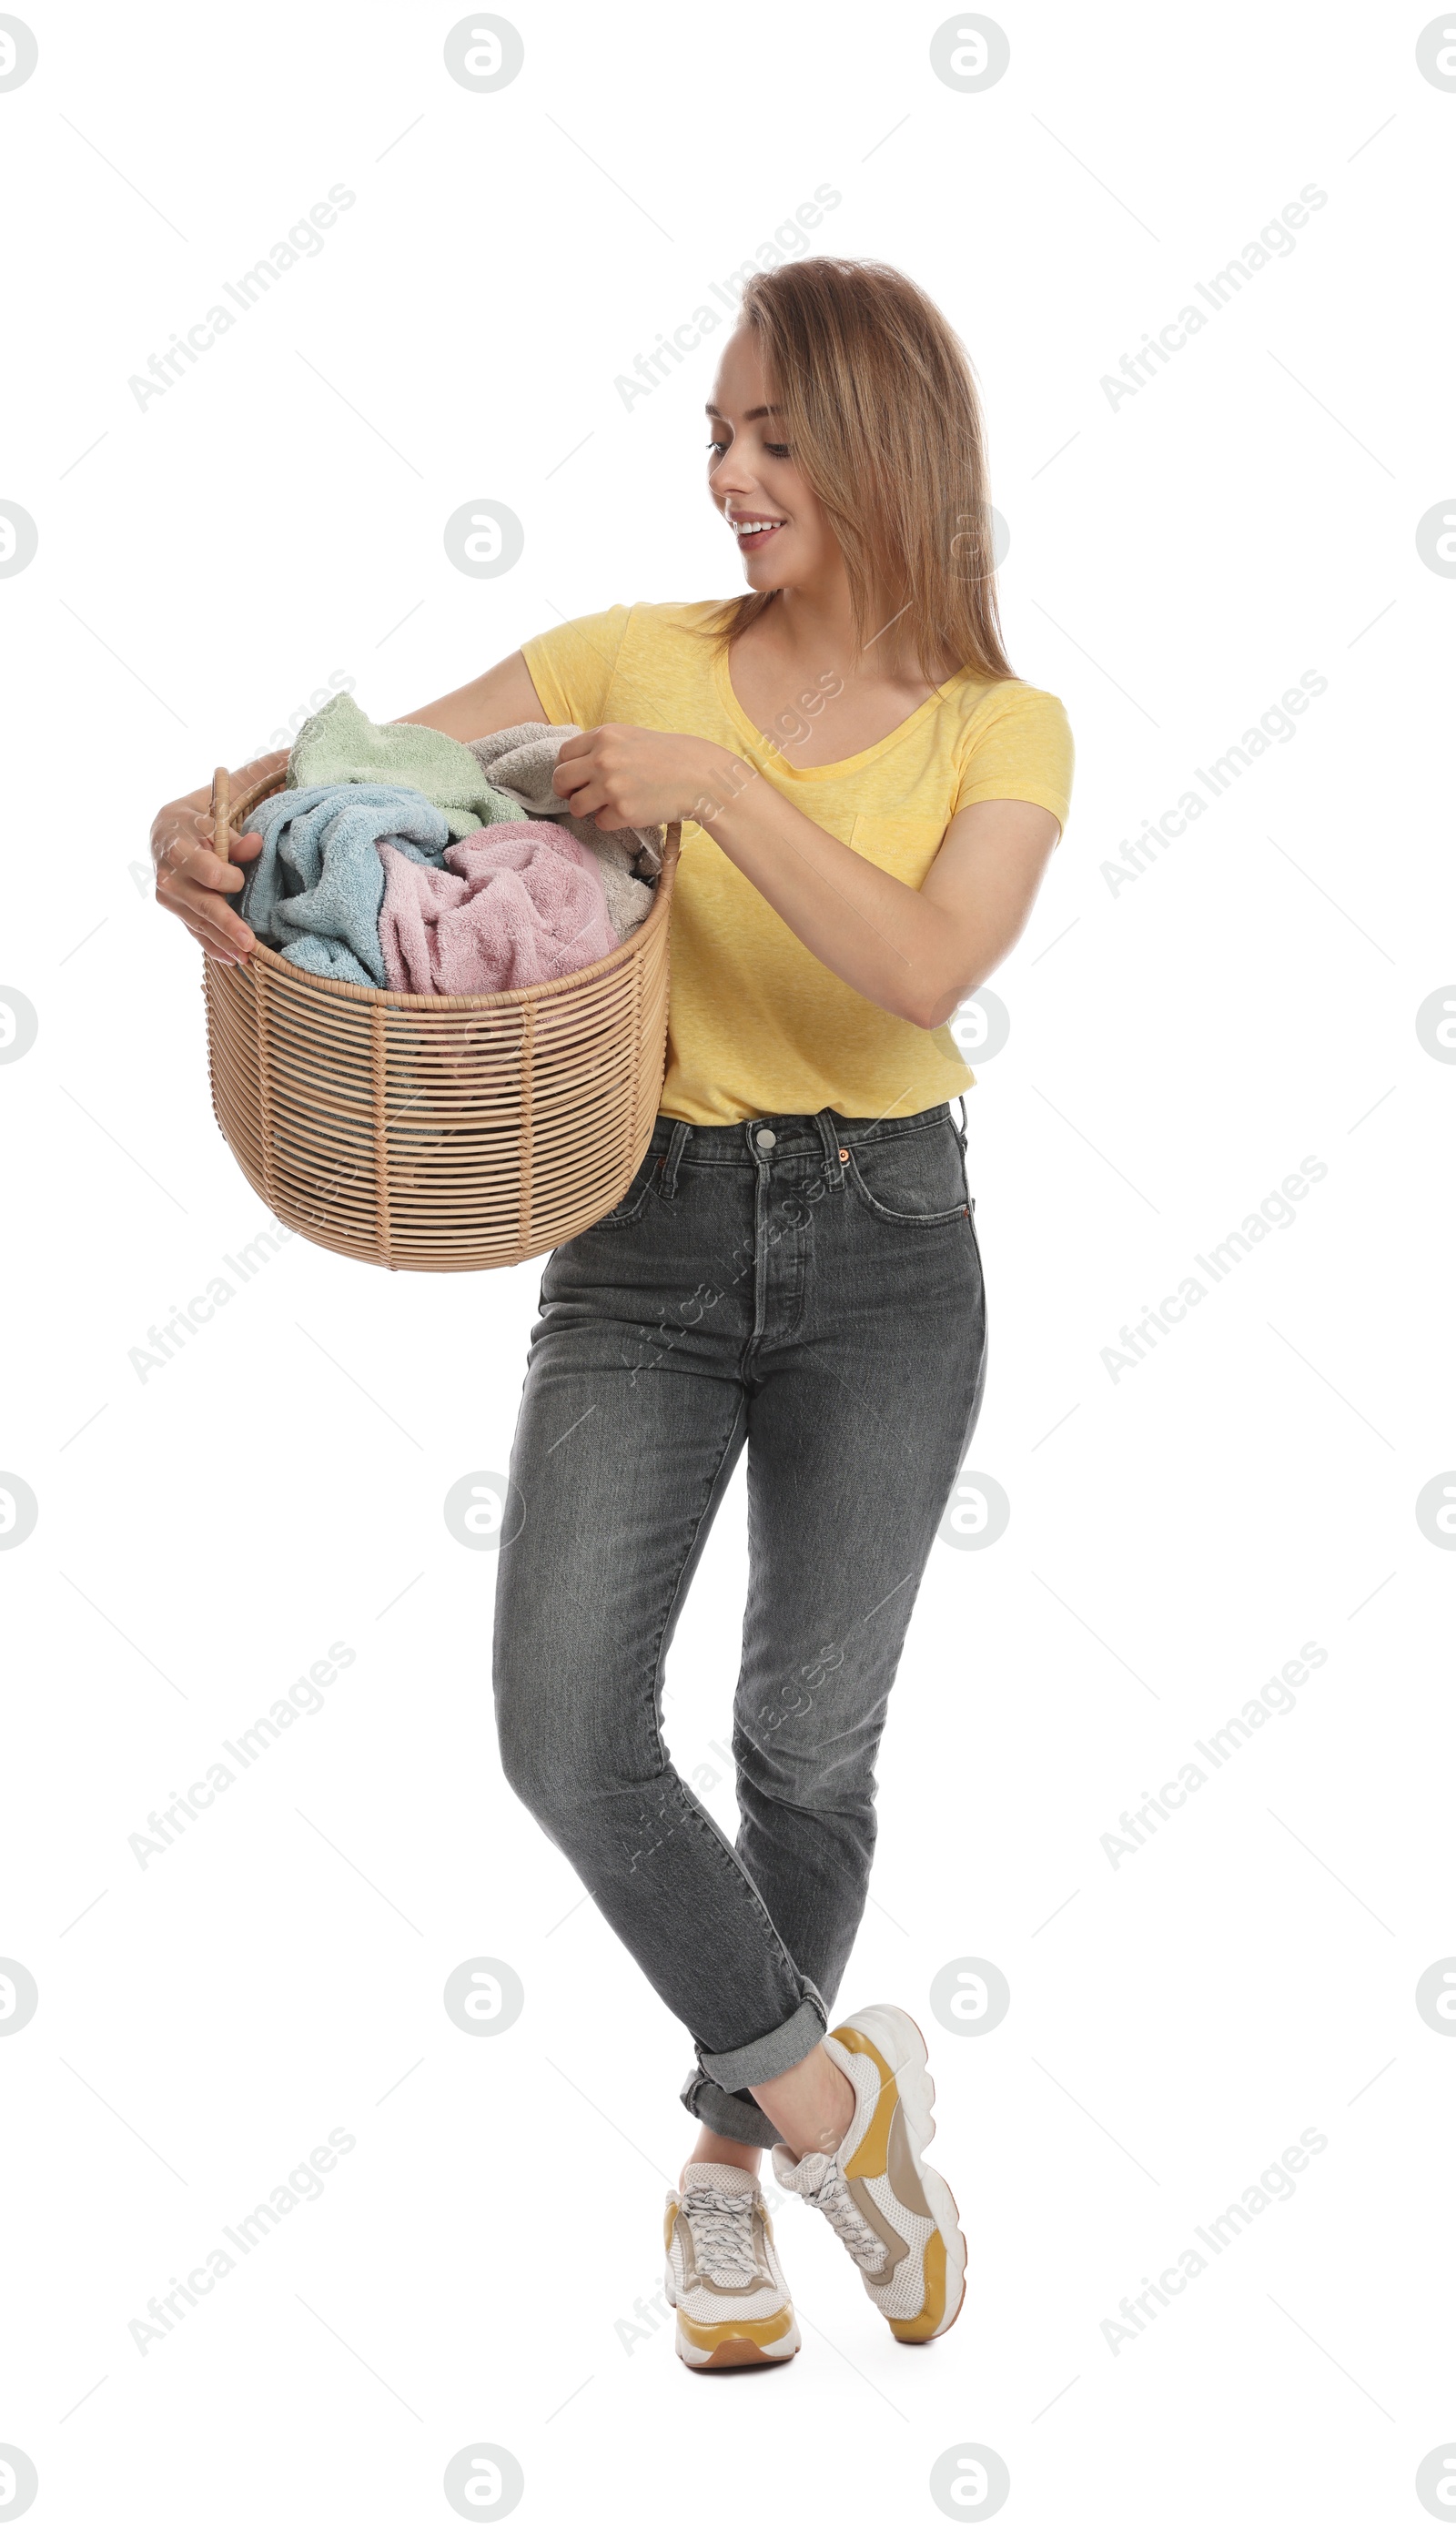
[551, 723, 738, 831]
[151, 750, 286, 964]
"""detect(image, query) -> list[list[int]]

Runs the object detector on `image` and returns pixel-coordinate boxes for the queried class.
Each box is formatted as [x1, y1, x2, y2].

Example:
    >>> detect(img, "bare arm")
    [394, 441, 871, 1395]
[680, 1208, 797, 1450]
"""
[393, 650, 547, 741]
[150, 651, 548, 962]
[552, 725, 1060, 1029]
[699, 783, 1059, 1029]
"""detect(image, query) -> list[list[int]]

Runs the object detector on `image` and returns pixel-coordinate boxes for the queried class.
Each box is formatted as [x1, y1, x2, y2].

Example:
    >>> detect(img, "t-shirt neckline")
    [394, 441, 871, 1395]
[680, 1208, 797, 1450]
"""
[712, 641, 976, 783]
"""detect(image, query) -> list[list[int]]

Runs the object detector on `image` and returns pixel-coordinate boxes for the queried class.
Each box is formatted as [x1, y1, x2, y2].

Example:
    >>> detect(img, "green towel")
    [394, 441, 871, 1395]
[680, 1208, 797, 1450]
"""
[288, 692, 523, 842]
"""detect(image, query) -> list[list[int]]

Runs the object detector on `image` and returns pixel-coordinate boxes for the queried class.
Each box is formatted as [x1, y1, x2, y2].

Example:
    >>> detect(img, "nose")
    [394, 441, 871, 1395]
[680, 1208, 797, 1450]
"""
[711, 448, 760, 503]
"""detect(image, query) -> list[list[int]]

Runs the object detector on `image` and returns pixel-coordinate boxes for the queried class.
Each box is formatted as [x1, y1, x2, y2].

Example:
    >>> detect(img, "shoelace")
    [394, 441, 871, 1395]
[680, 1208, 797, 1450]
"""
[796, 2159, 889, 2272]
[680, 2185, 761, 2278]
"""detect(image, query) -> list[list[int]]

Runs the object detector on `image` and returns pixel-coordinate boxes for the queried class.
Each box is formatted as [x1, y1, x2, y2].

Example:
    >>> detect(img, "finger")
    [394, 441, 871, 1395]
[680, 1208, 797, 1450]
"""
[159, 838, 246, 895]
[196, 925, 253, 963]
[558, 776, 609, 820]
[194, 837, 265, 877]
[205, 814, 265, 863]
[188, 911, 251, 961]
[189, 926, 255, 965]
[194, 811, 263, 867]
[551, 763, 595, 801]
[178, 877, 253, 934]
[161, 874, 257, 954]
[583, 800, 626, 832]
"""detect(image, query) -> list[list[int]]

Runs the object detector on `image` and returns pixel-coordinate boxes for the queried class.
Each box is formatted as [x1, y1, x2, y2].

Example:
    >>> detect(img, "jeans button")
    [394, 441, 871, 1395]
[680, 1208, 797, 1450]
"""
[754, 1127, 776, 1150]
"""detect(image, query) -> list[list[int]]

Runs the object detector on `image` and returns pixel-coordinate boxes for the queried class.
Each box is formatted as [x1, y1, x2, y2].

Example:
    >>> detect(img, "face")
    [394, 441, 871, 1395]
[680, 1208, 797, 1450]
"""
[705, 326, 840, 596]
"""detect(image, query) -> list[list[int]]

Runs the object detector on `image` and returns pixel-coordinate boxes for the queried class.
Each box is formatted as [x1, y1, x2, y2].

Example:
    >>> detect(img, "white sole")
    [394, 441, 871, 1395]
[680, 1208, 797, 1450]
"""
[847, 2001, 967, 2335]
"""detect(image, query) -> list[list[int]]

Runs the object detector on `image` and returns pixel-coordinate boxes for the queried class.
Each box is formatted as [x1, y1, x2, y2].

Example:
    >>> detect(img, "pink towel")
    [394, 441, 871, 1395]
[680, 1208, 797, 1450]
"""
[378, 821, 620, 996]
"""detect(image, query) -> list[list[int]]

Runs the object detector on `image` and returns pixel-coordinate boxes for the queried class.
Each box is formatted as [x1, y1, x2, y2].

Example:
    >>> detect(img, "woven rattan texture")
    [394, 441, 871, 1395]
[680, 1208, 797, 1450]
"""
[202, 765, 680, 1271]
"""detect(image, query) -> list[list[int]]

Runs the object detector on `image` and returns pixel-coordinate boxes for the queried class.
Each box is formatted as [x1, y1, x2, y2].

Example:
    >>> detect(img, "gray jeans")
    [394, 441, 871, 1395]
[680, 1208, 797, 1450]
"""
[491, 1101, 987, 2148]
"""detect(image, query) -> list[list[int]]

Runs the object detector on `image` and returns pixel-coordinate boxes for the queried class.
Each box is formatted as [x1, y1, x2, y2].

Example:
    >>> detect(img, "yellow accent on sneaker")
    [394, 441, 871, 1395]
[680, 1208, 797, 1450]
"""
[827, 2010, 964, 2341]
[887, 2230, 948, 2341]
[836, 2023, 950, 2333]
[664, 2167, 801, 2369]
[676, 2304, 795, 2354]
[836, 2025, 899, 2179]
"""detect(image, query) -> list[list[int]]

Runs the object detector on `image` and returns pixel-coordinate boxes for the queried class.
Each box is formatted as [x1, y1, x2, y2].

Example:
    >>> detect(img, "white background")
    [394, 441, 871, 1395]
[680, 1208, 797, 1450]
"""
[2, 2, 1454, 2529]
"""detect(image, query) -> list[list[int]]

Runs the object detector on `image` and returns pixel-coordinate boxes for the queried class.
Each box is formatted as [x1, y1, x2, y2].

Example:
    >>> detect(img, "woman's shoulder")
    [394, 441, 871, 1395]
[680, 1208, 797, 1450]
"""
[525, 598, 723, 677]
[951, 667, 1069, 719]
[622, 597, 732, 638]
[949, 670, 1073, 752]
[581, 599, 731, 684]
[530, 597, 722, 643]
[941, 672, 1075, 817]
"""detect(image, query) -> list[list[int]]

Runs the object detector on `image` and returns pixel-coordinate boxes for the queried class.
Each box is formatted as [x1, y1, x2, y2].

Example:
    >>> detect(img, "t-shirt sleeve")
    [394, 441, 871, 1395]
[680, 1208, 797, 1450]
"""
[520, 605, 633, 730]
[953, 682, 1075, 837]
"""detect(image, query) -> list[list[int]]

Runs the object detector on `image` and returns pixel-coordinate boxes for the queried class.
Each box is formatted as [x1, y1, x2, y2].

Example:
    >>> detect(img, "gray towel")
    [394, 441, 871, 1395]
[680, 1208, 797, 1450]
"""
[468, 722, 662, 943]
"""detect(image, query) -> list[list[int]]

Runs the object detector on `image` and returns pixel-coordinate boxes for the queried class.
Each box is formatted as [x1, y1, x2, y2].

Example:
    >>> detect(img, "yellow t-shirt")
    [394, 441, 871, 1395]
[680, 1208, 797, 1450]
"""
[521, 601, 1074, 1127]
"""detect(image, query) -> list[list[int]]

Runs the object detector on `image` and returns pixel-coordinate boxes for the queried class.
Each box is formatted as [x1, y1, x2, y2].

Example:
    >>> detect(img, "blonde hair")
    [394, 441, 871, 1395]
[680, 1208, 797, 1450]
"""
[704, 258, 1014, 686]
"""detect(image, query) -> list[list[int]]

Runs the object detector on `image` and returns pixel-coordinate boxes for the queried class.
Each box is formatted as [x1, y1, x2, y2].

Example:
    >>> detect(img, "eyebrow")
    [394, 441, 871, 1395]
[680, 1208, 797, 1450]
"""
[704, 403, 784, 421]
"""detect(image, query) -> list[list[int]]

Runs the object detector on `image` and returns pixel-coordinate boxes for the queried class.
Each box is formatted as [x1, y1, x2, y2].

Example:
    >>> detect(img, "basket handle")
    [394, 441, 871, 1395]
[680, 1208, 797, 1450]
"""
[211, 765, 230, 865]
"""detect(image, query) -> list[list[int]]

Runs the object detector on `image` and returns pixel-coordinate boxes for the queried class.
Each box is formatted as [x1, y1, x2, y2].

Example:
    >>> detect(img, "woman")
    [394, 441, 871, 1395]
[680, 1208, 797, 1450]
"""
[153, 258, 1072, 2373]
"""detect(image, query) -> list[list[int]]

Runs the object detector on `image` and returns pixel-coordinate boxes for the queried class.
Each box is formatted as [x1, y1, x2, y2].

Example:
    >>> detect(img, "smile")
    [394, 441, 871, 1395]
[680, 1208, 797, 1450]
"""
[729, 515, 785, 543]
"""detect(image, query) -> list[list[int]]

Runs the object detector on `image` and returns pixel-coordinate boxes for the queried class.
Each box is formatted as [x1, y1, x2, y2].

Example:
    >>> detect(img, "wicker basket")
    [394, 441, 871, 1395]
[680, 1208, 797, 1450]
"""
[202, 763, 681, 1272]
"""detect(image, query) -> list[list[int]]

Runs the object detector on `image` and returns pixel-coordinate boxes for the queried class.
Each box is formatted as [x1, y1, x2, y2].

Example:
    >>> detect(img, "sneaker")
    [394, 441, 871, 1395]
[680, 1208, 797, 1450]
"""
[771, 2003, 966, 2343]
[662, 2162, 800, 2370]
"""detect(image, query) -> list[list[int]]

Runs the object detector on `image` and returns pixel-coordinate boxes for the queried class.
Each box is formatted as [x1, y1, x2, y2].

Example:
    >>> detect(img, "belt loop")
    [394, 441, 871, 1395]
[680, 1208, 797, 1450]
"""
[813, 1107, 844, 1183]
[660, 1118, 693, 1198]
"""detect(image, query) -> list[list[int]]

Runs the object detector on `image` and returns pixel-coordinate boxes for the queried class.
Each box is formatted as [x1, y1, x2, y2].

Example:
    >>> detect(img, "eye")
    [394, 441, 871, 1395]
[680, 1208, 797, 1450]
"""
[705, 439, 727, 456]
[764, 442, 791, 459]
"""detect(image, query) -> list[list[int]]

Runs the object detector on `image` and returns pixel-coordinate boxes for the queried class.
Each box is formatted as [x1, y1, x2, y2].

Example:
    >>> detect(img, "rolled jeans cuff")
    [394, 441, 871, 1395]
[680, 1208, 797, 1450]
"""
[700, 1995, 827, 2096]
[679, 2074, 784, 2149]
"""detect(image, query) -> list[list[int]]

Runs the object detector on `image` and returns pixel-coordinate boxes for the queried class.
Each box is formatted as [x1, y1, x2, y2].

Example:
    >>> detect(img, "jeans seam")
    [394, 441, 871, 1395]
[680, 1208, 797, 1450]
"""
[844, 1178, 969, 1228]
[841, 1115, 967, 1225]
[669, 1778, 814, 2026]
[965, 1211, 989, 1430]
[834, 1105, 952, 1151]
[633, 1404, 812, 2021]
[642, 1397, 745, 1783]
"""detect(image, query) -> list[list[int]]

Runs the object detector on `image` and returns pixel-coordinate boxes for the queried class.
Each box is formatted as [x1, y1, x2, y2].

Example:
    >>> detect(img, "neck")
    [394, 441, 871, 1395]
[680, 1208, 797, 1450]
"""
[753, 574, 919, 688]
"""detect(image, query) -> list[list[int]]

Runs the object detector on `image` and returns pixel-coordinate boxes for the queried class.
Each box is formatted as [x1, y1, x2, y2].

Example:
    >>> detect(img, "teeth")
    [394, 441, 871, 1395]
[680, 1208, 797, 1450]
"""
[736, 520, 781, 534]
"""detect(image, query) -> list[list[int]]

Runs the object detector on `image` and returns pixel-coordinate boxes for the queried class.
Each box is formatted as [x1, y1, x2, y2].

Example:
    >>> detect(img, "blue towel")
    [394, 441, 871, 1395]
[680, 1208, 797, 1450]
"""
[242, 784, 452, 986]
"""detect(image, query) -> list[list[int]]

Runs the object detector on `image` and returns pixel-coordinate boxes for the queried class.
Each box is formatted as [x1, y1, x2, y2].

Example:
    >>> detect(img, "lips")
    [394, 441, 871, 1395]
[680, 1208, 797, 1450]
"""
[729, 514, 785, 545]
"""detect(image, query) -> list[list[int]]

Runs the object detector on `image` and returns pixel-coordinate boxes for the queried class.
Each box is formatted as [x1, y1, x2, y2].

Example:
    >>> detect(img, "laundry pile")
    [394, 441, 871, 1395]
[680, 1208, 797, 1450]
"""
[241, 695, 663, 995]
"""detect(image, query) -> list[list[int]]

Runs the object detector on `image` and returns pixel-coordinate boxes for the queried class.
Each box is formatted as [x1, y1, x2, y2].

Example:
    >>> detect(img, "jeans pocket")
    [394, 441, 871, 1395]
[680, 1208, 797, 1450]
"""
[590, 1149, 675, 1229]
[844, 1114, 971, 1226]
